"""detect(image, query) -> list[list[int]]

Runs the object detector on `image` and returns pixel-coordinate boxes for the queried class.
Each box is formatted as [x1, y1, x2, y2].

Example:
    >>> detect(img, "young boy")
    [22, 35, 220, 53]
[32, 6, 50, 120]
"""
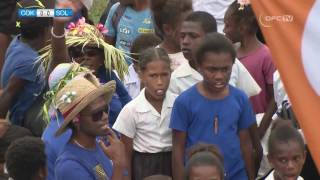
[5, 137, 47, 180]
[0, 120, 32, 179]
[265, 121, 306, 180]
[150, 0, 193, 70]
[170, 33, 256, 180]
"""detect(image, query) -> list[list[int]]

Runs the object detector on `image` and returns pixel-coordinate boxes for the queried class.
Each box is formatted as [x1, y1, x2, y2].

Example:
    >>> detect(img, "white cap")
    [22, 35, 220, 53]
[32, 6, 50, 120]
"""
[48, 63, 73, 90]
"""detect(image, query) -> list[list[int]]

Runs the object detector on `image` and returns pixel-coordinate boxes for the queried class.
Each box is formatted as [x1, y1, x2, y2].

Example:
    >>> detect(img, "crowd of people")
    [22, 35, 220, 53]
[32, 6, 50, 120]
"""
[0, 0, 319, 180]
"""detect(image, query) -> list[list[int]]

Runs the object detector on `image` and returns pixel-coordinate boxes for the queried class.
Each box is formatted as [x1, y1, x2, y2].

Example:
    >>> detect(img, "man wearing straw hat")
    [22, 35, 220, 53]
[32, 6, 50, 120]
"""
[52, 72, 126, 180]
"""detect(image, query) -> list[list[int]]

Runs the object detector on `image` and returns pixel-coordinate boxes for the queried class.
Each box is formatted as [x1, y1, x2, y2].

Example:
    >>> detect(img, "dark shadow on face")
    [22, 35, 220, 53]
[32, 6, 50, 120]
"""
[78, 96, 109, 137]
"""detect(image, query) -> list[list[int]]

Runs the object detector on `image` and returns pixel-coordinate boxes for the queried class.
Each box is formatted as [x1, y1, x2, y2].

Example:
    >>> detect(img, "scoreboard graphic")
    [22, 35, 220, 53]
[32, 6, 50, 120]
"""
[18, 9, 73, 17]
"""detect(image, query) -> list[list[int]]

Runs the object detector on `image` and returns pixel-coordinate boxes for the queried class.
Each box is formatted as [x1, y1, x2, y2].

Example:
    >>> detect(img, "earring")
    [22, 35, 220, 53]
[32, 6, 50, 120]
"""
[73, 116, 80, 123]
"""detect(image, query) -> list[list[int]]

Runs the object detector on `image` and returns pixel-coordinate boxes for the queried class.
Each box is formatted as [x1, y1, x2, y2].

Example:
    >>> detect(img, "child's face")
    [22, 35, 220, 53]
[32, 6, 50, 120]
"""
[166, 12, 192, 51]
[198, 52, 233, 94]
[223, 11, 242, 43]
[189, 165, 222, 180]
[268, 140, 306, 180]
[140, 60, 171, 101]
[180, 21, 206, 61]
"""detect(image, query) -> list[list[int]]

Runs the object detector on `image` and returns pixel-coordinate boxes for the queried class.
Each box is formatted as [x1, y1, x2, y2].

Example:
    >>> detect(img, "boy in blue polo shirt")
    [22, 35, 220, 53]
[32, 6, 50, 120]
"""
[170, 33, 256, 180]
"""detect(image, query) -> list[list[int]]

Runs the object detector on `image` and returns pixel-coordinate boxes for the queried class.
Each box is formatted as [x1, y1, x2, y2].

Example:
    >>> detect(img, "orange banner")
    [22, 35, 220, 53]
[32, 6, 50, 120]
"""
[251, 0, 320, 172]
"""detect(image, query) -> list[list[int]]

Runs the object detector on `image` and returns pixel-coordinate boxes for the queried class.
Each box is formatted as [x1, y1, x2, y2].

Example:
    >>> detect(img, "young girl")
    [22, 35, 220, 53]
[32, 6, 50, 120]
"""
[170, 33, 256, 180]
[113, 47, 175, 180]
[124, 33, 162, 98]
[223, 1, 277, 139]
[185, 144, 225, 180]
[150, 0, 193, 70]
[264, 121, 306, 180]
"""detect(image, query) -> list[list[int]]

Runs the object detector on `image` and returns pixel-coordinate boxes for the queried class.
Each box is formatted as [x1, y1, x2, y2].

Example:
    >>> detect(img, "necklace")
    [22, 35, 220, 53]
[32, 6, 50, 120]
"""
[73, 139, 92, 150]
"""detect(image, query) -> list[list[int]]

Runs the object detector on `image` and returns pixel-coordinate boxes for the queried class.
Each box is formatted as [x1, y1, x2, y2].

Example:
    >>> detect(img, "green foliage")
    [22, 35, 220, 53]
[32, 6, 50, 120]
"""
[88, 0, 108, 24]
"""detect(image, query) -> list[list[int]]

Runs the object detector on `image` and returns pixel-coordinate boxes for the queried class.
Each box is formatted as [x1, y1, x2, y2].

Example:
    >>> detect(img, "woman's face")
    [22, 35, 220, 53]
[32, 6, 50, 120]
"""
[69, 46, 104, 72]
[81, 47, 105, 72]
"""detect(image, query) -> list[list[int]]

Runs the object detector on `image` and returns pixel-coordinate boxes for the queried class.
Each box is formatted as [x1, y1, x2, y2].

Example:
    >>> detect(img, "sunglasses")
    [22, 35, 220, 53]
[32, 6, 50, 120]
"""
[69, 47, 103, 58]
[82, 106, 110, 122]
[69, 46, 84, 59]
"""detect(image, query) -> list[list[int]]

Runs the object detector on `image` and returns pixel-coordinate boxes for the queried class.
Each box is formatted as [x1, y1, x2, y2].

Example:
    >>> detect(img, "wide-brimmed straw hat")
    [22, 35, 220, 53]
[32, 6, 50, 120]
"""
[54, 72, 116, 136]
[42, 62, 91, 123]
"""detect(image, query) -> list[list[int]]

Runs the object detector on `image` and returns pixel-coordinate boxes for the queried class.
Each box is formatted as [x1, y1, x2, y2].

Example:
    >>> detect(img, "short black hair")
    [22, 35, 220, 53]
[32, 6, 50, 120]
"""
[195, 33, 236, 65]
[185, 143, 224, 180]
[0, 124, 32, 163]
[184, 11, 217, 33]
[16, 0, 51, 40]
[268, 122, 305, 155]
[19, 18, 51, 40]
[139, 47, 171, 72]
[131, 33, 162, 62]
[5, 137, 46, 180]
[150, 0, 192, 34]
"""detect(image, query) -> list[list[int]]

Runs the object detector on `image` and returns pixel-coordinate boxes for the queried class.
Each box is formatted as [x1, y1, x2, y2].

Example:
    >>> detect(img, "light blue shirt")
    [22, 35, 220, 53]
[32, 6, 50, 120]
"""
[104, 2, 155, 64]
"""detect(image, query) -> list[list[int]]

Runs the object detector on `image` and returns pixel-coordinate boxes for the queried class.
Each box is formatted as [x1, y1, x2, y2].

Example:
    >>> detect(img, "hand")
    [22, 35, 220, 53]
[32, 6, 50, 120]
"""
[54, 0, 83, 23]
[98, 127, 126, 168]
[0, 119, 10, 138]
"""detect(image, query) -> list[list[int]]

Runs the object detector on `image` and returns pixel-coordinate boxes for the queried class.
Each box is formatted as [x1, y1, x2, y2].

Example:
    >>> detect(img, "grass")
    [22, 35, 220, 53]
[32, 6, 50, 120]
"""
[88, 0, 109, 24]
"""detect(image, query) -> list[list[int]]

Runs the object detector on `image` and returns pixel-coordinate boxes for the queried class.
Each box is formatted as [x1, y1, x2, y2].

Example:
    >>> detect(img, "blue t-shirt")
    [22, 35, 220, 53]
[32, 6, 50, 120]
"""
[42, 113, 72, 180]
[104, 2, 154, 64]
[170, 85, 255, 180]
[0, 35, 45, 125]
[97, 67, 131, 126]
[55, 142, 113, 180]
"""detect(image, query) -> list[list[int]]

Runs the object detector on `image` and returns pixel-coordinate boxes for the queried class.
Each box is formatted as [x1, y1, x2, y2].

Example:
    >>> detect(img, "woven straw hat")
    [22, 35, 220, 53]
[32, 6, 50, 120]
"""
[42, 62, 91, 123]
[54, 72, 115, 136]
[38, 17, 129, 80]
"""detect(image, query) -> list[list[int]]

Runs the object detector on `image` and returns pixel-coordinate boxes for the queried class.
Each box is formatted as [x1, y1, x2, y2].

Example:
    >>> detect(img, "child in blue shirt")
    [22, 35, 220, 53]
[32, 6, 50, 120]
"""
[170, 33, 256, 180]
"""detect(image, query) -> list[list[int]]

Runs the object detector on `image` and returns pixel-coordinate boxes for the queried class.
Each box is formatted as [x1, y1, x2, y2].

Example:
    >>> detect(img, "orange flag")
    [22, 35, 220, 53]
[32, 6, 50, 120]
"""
[250, 0, 320, 171]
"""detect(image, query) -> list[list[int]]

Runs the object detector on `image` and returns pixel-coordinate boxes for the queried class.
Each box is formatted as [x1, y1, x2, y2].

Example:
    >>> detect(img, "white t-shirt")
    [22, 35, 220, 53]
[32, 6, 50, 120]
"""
[273, 70, 289, 109]
[124, 64, 140, 98]
[168, 62, 202, 95]
[168, 52, 188, 71]
[113, 89, 177, 153]
[169, 59, 261, 97]
[232, 59, 261, 97]
[192, 0, 234, 33]
[265, 170, 304, 180]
